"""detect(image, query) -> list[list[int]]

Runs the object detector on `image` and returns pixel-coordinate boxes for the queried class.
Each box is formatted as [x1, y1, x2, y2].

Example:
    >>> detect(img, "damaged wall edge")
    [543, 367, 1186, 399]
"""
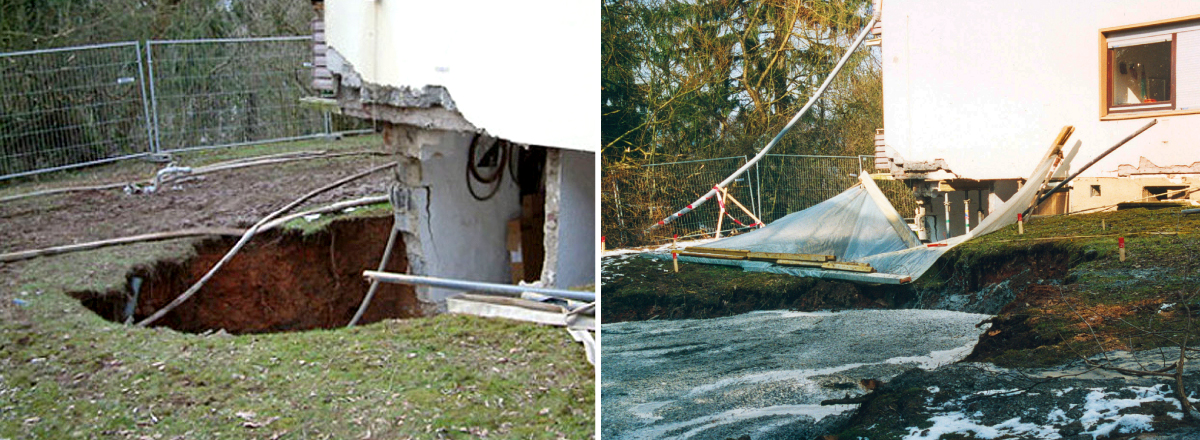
[325, 47, 477, 133]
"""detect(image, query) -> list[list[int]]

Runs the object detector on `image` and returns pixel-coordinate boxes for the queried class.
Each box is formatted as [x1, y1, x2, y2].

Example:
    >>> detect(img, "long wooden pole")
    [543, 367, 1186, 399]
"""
[722, 191, 764, 227]
[714, 189, 726, 239]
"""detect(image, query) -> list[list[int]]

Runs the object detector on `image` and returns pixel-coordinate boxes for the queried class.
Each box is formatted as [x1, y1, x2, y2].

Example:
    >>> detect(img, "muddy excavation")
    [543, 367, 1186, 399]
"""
[70, 216, 423, 334]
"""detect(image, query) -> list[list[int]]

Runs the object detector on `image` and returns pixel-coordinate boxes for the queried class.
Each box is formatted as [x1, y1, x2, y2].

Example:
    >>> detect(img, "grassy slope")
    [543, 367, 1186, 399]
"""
[945, 207, 1200, 368]
[0, 137, 593, 439]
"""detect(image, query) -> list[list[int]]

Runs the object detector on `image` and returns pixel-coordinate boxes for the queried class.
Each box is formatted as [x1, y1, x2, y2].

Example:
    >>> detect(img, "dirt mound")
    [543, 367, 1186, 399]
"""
[70, 216, 421, 333]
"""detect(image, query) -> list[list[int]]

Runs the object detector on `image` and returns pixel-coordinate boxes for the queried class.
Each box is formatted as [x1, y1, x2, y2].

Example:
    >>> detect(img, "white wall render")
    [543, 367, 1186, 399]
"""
[881, 0, 1200, 180]
[323, 0, 598, 152]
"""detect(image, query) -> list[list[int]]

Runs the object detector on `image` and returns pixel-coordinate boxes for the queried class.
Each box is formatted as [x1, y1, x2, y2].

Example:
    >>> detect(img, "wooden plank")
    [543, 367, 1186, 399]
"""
[746, 252, 833, 262]
[1052, 126, 1075, 148]
[686, 247, 748, 256]
[821, 261, 875, 273]
[677, 251, 747, 260]
[776, 259, 824, 268]
[446, 295, 595, 331]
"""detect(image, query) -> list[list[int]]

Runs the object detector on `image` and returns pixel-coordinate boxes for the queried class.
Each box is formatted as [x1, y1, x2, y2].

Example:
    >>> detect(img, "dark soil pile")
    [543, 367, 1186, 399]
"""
[600, 254, 913, 323]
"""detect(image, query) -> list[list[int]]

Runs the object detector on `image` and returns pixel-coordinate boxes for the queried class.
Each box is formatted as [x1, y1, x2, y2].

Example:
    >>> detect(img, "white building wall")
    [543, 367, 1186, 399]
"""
[324, 0, 599, 153]
[553, 150, 596, 289]
[882, 0, 1200, 180]
[413, 130, 522, 305]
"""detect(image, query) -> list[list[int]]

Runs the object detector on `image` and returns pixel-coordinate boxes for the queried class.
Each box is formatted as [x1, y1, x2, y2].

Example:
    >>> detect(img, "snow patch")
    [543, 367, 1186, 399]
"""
[902, 413, 1061, 440]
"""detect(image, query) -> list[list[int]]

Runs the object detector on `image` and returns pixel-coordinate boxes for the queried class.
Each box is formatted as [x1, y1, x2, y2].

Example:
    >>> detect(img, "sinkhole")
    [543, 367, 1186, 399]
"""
[70, 216, 423, 334]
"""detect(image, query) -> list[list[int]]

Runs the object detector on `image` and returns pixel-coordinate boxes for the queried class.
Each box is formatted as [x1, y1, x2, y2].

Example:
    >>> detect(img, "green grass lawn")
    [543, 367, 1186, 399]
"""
[1, 240, 593, 439]
[0, 136, 594, 439]
[921, 207, 1200, 367]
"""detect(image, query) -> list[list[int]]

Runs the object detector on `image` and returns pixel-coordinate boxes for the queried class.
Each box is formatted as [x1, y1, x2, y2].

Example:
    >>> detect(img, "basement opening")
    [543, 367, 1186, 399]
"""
[69, 216, 422, 334]
[1144, 185, 1188, 200]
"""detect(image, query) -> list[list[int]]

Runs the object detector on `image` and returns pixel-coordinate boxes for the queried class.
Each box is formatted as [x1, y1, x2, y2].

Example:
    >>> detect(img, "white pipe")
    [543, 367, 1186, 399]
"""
[363, 271, 596, 302]
[646, 16, 880, 231]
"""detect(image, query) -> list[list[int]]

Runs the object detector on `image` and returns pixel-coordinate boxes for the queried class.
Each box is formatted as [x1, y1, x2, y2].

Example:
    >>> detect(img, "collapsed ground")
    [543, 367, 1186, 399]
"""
[0, 136, 593, 438]
[602, 207, 1200, 438]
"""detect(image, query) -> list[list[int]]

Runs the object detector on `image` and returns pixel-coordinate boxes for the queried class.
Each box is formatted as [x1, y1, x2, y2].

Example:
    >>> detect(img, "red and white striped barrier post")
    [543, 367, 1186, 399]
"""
[1018, 213, 1024, 235]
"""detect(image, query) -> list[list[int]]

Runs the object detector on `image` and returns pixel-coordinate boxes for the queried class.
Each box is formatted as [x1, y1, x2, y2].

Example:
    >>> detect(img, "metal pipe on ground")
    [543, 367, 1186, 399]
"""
[1026, 119, 1157, 216]
[362, 271, 596, 303]
[346, 223, 402, 327]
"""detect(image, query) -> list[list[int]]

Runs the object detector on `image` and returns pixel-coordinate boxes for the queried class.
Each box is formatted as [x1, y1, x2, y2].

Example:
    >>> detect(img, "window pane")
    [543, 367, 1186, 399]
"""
[1111, 41, 1172, 105]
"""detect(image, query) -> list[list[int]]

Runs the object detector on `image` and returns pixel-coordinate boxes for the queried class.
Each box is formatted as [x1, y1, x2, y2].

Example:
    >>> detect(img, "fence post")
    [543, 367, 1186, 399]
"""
[144, 41, 162, 154]
[755, 158, 763, 223]
[134, 41, 157, 155]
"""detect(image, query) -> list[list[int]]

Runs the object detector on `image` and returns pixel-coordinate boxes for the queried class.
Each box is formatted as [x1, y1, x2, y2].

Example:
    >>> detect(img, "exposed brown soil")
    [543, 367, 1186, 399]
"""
[0, 153, 393, 254]
[70, 216, 421, 333]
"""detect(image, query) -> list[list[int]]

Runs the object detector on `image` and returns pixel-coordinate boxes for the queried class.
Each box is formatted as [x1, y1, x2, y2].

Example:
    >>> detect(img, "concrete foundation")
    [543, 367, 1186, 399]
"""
[383, 123, 521, 309]
[1069, 176, 1200, 212]
[540, 149, 596, 289]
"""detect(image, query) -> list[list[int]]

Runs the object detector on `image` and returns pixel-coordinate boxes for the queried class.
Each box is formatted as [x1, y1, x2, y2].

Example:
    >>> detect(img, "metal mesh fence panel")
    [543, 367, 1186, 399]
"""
[755, 155, 860, 224]
[603, 157, 758, 247]
[0, 42, 154, 180]
[147, 37, 327, 152]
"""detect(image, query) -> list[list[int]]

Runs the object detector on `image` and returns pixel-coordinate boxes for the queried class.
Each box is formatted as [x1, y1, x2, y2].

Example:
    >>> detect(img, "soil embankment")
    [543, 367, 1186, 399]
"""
[70, 216, 421, 333]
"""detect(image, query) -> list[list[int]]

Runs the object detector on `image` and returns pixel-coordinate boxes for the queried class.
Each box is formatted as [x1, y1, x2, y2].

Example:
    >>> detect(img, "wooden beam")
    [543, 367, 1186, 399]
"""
[746, 252, 834, 262]
[821, 261, 876, 273]
[776, 259, 825, 268]
[685, 247, 749, 256]
[677, 251, 747, 260]
[715, 188, 726, 239]
[1052, 125, 1075, 148]
[721, 191, 765, 228]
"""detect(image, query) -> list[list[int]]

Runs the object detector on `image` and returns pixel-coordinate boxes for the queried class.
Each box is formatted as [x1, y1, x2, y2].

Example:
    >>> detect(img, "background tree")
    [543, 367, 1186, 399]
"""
[601, 0, 887, 246]
[0, 0, 311, 51]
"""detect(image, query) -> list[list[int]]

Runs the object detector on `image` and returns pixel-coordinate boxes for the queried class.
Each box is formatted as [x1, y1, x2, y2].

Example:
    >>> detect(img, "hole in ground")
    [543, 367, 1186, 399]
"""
[70, 216, 422, 334]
